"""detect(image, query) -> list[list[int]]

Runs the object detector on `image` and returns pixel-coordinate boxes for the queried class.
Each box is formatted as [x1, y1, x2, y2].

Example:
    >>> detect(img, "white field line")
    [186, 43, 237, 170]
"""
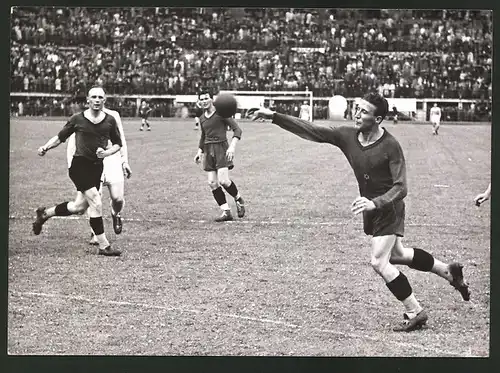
[10, 290, 476, 357]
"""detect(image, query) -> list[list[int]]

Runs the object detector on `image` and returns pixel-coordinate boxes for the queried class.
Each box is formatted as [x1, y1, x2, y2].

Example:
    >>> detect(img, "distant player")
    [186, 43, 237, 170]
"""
[33, 87, 122, 256]
[392, 105, 398, 124]
[67, 106, 132, 244]
[194, 89, 246, 222]
[474, 183, 491, 206]
[299, 100, 311, 121]
[430, 103, 442, 135]
[139, 100, 152, 131]
[252, 92, 470, 332]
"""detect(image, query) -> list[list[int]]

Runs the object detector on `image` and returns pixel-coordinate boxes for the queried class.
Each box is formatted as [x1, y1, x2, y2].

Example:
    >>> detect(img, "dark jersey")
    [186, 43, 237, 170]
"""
[272, 113, 407, 208]
[58, 112, 122, 162]
[140, 106, 152, 118]
[198, 111, 242, 150]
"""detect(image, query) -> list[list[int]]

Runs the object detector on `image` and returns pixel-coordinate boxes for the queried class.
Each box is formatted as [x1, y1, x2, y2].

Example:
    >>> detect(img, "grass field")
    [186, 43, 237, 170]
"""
[8, 117, 491, 357]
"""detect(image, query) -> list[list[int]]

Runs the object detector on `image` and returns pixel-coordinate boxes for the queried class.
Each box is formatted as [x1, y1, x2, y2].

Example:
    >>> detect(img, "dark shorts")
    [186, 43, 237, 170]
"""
[69, 156, 103, 192]
[363, 200, 405, 237]
[203, 141, 234, 172]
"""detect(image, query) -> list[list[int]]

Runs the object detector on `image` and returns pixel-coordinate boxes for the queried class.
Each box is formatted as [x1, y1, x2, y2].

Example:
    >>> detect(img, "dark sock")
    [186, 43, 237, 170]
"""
[212, 187, 227, 206]
[223, 181, 239, 199]
[54, 202, 71, 216]
[409, 248, 435, 272]
[89, 217, 104, 235]
[386, 272, 413, 301]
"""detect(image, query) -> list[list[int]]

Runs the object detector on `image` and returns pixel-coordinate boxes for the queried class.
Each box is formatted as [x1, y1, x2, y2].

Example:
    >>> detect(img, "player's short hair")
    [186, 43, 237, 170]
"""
[88, 86, 106, 97]
[198, 88, 213, 99]
[362, 92, 388, 119]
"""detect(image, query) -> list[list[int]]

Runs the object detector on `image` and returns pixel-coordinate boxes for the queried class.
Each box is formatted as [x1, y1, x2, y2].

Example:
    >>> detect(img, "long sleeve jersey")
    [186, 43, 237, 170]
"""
[271, 113, 407, 208]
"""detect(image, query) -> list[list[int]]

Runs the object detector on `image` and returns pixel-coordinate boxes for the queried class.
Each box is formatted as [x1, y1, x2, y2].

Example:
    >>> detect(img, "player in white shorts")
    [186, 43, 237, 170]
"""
[430, 103, 442, 135]
[299, 101, 311, 121]
[67, 107, 132, 244]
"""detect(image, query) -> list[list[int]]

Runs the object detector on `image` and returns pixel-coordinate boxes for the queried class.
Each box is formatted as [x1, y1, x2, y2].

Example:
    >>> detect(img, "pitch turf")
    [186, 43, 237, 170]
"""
[8, 117, 490, 356]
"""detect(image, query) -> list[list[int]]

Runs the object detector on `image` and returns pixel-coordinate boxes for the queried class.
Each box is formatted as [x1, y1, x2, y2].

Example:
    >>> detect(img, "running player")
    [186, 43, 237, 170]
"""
[194, 89, 246, 222]
[33, 87, 122, 256]
[252, 92, 470, 331]
[139, 100, 152, 131]
[430, 103, 442, 135]
[67, 106, 132, 244]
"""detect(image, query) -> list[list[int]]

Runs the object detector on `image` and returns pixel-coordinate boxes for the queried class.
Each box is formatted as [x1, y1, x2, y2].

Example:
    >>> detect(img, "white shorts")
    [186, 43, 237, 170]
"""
[431, 116, 440, 125]
[101, 152, 124, 186]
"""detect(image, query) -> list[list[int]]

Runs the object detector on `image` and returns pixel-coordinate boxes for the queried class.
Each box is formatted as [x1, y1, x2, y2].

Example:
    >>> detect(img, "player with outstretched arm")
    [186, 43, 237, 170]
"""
[252, 92, 470, 332]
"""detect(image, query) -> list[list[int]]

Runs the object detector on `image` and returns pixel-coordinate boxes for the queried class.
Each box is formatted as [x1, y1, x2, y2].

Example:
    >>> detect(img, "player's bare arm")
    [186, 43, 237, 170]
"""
[109, 110, 132, 178]
[96, 144, 121, 159]
[38, 135, 62, 156]
[474, 183, 491, 206]
[225, 117, 242, 162]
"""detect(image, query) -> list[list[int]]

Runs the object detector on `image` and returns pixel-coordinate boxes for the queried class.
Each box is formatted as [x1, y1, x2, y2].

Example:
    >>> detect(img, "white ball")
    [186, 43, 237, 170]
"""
[328, 95, 348, 120]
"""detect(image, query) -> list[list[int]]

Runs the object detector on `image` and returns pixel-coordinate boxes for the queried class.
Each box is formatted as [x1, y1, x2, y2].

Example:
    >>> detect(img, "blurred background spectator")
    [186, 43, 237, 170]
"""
[10, 7, 492, 120]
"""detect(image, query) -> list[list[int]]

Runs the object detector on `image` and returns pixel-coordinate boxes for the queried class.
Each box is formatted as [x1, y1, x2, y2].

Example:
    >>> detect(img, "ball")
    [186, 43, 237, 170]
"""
[328, 95, 348, 120]
[214, 94, 238, 118]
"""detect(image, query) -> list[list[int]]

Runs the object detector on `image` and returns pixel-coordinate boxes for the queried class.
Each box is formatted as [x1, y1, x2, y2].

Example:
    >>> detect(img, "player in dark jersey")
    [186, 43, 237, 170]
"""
[33, 87, 122, 256]
[139, 100, 152, 131]
[194, 89, 246, 222]
[252, 92, 470, 332]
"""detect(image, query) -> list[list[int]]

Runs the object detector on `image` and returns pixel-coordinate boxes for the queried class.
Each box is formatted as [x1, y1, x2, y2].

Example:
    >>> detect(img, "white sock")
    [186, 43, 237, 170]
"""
[402, 293, 423, 318]
[220, 203, 230, 211]
[95, 233, 110, 249]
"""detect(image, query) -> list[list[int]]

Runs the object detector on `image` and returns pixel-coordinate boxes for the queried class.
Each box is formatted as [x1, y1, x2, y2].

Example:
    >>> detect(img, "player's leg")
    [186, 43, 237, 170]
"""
[32, 190, 89, 235]
[83, 186, 120, 256]
[431, 118, 437, 135]
[208, 170, 232, 222]
[140, 118, 145, 131]
[146, 117, 151, 130]
[88, 180, 104, 245]
[371, 235, 427, 332]
[108, 181, 125, 234]
[390, 237, 470, 300]
[218, 168, 245, 218]
[435, 119, 440, 135]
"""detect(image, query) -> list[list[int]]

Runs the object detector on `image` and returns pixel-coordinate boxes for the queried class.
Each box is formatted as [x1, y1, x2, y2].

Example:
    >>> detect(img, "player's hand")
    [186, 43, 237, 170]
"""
[122, 162, 132, 179]
[38, 146, 47, 156]
[96, 147, 106, 158]
[251, 108, 275, 121]
[351, 196, 376, 215]
[474, 192, 490, 206]
[226, 147, 235, 162]
[194, 153, 203, 164]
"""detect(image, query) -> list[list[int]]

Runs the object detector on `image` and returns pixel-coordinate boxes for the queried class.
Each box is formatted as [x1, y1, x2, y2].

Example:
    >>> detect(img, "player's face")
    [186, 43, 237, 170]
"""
[198, 93, 213, 110]
[354, 99, 380, 132]
[87, 88, 106, 111]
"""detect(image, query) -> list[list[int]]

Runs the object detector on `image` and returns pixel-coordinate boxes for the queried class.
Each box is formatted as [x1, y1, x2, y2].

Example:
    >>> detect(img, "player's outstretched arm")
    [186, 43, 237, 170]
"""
[474, 183, 491, 206]
[38, 136, 62, 156]
[252, 108, 341, 145]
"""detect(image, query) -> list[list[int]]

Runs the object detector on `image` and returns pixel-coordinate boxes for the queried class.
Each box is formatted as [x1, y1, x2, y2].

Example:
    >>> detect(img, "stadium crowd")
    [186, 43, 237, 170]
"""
[10, 7, 492, 119]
